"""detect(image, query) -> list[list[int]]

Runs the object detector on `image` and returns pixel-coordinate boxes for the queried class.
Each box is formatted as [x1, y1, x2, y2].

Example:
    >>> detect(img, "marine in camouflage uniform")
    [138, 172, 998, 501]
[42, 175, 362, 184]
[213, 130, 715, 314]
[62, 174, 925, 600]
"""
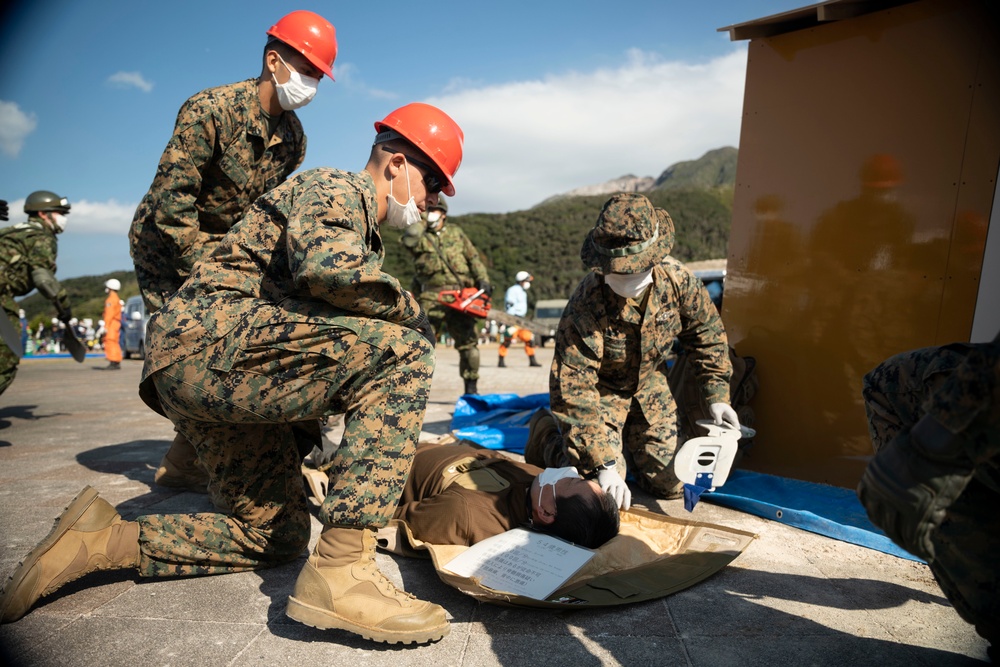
[526, 194, 733, 501]
[859, 334, 1000, 658]
[401, 197, 491, 395]
[0, 192, 73, 397]
[0, 102, 465, 645]
[128, 18, 331, 492]
[129, 77, 306, 313]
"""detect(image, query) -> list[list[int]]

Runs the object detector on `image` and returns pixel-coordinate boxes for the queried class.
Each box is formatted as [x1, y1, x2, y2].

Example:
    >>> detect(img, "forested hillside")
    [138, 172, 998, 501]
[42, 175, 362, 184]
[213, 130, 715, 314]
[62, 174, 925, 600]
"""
[381, 185, 734, 301]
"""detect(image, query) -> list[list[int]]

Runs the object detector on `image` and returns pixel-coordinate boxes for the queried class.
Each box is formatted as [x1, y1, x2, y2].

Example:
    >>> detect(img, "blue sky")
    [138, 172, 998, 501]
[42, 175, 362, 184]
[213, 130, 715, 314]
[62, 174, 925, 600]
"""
[0, 0, 806, 279]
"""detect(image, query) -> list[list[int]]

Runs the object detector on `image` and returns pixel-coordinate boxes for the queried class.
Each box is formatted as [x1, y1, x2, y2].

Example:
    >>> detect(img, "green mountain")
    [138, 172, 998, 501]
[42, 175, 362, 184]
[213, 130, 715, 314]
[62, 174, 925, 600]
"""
[653, 146, 738, 191]
[18, 147, 737, 323]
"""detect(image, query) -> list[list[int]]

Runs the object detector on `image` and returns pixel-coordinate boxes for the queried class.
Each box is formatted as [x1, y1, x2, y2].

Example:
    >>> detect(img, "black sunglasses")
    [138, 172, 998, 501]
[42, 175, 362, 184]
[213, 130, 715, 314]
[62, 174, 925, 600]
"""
[381, 146, 444, 194]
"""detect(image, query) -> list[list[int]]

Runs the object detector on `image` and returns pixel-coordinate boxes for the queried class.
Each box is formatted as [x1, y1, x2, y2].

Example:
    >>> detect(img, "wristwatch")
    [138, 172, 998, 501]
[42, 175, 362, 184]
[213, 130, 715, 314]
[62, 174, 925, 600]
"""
[595, 460, 616, 471]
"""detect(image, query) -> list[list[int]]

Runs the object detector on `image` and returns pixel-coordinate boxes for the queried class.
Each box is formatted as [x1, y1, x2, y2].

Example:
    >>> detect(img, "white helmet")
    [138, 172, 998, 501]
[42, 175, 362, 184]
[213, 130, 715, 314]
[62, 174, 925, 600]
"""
[105, 278, 121, 291]
[515, 271, 533, 283]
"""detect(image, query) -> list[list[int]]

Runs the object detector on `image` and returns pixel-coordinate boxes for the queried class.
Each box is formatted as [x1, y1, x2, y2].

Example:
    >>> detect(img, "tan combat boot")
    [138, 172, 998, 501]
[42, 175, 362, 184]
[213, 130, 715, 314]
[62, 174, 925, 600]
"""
[286, 526, 449, 645]
[0, 486, 140, 623]
[154, 432, 210, 492]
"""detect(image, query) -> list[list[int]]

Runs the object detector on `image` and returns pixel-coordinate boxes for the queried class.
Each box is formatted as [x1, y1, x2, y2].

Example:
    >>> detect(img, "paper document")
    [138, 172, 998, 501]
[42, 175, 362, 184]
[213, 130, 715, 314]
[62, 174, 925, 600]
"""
[442, 528, 595, 600]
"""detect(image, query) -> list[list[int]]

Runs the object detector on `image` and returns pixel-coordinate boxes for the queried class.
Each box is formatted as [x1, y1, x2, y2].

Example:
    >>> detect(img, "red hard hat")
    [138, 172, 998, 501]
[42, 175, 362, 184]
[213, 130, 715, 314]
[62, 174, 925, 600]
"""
[375, 103, 464, 197]
[267, 10, 337, 80]
[860, 154, 902, 189]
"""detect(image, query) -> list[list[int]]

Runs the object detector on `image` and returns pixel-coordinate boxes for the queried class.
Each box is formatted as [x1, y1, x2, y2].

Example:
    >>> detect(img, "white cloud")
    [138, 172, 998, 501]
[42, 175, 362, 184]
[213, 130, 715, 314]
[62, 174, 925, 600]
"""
[107, 71, 154, 93]
[333, 62, 397, 100]
[426, 47, 748, 214]
[0, 100, 38, 158]
[9, 197, 137, 234]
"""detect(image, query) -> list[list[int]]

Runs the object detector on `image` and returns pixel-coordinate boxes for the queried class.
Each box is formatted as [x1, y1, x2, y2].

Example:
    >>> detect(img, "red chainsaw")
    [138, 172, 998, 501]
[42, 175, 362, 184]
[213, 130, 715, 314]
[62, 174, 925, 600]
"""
[438, 287, 553, 338]
[437, 287, 491, 318]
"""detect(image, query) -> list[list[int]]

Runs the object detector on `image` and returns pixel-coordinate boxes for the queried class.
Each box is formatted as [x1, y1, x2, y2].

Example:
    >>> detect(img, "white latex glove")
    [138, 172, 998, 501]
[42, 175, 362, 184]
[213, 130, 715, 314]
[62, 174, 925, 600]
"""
[597, 467, 631, 511]
[709, 402, 740, 430]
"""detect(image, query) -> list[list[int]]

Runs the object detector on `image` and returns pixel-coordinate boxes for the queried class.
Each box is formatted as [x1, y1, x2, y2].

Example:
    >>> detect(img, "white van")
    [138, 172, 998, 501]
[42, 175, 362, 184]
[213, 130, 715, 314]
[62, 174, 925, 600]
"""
[122, 295, 147, 359]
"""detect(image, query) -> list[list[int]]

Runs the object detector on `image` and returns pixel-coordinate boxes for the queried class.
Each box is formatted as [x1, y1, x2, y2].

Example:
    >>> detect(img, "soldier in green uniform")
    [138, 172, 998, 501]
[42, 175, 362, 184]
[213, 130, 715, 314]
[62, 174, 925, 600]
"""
[525, 194, 737, 509]
[401, 196, 492, 395]
[858, 334, 999, 660]
[128, 10, 338, 492]
[0, 191, 74, 397]
[0, 103, 464, 647]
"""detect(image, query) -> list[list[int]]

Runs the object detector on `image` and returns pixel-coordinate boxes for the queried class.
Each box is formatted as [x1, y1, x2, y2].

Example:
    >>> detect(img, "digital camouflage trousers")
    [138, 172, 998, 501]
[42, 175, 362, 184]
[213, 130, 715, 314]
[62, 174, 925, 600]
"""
[136, 315, 434, 578]
[863, 344, 999, 647]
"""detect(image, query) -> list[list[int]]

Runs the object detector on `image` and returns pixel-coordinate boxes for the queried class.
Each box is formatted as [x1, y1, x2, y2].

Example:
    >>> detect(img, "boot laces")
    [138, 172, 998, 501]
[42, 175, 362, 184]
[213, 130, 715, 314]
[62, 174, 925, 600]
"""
[358, 560, 416, 600]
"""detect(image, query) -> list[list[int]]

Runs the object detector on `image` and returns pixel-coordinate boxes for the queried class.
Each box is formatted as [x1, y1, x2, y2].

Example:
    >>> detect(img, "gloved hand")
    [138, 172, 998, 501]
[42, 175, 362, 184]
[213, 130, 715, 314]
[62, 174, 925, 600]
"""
[476, 280, 493, 297]
[401, 218, 426, 248]
[857, 414, 974, 562]
[709, 402, 740, 430]
[412, 311, 436, 347]
[0, 199, 8, 222]
[597, 466, 631, 510]
[56, 305, 73, 324]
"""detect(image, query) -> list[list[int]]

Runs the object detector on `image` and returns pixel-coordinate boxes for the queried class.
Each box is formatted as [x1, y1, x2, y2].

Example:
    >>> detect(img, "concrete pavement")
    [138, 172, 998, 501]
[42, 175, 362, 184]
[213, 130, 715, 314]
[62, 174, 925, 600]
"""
[0, 344, 990, 666]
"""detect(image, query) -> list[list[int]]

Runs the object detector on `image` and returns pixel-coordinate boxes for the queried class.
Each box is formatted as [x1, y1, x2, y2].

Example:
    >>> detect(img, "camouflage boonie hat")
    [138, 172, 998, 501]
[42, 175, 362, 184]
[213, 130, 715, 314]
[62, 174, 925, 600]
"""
[581, 193, 674, 274]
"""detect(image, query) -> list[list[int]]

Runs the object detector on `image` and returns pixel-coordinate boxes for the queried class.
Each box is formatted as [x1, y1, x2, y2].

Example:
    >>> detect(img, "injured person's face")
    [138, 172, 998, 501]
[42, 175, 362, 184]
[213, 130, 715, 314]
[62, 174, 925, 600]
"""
[529, 473, 603, 527]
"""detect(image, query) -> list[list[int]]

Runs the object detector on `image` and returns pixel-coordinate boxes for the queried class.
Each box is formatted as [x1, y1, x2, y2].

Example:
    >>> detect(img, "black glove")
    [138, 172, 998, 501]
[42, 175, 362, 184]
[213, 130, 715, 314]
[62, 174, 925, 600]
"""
[56, 305, 73, 324]
[857, 414, 974, 562]
[477, 280, 493, 297]
[0, 199, 8, 222]
[413, 311, 436, 347]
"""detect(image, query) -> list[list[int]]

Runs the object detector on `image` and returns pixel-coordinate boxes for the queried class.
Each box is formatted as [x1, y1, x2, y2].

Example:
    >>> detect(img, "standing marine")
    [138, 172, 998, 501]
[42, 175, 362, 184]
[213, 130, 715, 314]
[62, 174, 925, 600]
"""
[128, 10, 338, 492]
[401, 196, 492, 395]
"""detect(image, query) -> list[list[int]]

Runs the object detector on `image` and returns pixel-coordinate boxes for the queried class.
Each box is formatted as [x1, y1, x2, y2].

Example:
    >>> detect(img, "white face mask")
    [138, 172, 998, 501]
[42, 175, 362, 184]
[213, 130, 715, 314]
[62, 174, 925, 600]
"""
[520, 281, 531, 290]
[384, 159, 422, 229]
[273, 54, 319, 111]
[51, 213, 68, 233]
[426, 210, 444, 230]
[604, 268, 654, 299]
[536, 466, 581, 508]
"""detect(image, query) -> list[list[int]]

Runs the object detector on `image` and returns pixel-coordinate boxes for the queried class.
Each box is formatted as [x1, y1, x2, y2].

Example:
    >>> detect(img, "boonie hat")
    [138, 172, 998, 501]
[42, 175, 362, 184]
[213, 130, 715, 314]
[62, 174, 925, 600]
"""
[581, 193, 674, 274]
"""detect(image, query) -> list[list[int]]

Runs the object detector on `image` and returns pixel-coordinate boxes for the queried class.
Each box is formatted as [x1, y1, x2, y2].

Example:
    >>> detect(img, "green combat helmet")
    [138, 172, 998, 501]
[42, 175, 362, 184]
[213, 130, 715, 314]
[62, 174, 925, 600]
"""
[428, 196, 448, 214]
[24, 190, 71, 214]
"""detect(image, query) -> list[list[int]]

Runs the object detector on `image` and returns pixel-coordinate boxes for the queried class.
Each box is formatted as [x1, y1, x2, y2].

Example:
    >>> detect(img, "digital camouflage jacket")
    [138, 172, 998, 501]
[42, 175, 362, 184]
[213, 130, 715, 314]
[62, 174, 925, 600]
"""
[141, 167, 424, 380]
[130, 78, 306, 312]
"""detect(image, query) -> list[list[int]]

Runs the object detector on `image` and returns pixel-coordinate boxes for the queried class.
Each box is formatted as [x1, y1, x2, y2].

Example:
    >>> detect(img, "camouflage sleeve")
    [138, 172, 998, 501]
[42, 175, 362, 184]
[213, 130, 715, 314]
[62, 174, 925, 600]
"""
[283, 175, 423, 328]
[924, 332, 1000, 446]
[671, 265, 732, 406]
[144, 102, 221, 279]
[549, 281, 621, 471]
[30, 267, 70, 316]
[461, 229, 490, 285]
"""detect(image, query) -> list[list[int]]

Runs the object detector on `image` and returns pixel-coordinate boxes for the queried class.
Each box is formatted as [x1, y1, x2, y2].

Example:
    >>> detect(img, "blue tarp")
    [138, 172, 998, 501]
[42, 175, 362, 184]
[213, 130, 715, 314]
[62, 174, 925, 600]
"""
[450, 393, 921, 562]
[451, 392, 550, 453]
[703, 469, 921, 562]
